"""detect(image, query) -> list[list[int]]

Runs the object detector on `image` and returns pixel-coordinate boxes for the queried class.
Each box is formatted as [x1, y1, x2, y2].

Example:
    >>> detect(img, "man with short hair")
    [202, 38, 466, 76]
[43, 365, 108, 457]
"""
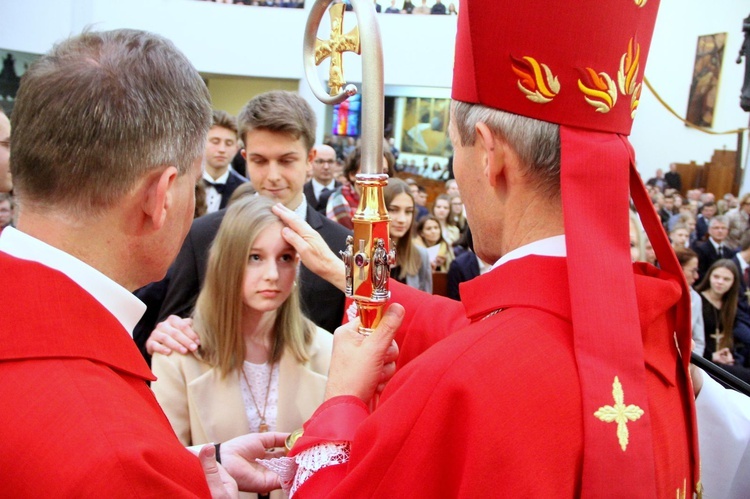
[0, 29, 281, 497]
[696, 200, 718, 241]
[145, 91, 350, 357]
[692, 215, 733, 281]
[202, 110, 249, 214]
[304, 144, 341, 214]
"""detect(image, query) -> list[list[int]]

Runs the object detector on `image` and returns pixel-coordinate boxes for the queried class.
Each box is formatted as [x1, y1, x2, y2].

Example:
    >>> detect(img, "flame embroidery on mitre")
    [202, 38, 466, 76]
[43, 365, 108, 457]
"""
[634, 0, 648, 7]
[510, 55, 560, 104]
[618, 38, 641, 96]
[577, 67, 618, 113]
[630, 82, 642, 118]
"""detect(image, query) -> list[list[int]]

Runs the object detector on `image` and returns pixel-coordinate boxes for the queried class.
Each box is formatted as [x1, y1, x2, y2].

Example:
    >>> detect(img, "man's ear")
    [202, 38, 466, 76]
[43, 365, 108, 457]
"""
[241, 149, 247, 161]
[306, 148, 315, 173]
[143, 166, 179, 231]
[475, 122, 504, 188]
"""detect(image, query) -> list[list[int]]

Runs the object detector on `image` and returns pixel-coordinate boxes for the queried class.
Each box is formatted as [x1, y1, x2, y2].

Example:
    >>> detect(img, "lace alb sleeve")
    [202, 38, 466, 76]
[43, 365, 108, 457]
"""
[259, 442, 350, 497]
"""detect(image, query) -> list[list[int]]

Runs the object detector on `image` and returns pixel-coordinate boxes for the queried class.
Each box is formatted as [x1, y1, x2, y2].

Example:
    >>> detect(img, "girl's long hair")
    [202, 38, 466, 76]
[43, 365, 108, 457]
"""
[695, 258, 740, 351]
[193, 196, 315, 377]
[384, 178, 422, 279]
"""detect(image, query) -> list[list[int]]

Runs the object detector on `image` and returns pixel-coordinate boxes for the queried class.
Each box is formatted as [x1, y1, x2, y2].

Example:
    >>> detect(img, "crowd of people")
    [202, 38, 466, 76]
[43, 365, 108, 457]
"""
[637, 176, 750, 383]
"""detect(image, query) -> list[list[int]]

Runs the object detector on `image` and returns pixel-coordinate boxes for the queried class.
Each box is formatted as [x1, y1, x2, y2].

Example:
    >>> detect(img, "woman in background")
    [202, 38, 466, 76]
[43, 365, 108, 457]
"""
[385, 178, 432, 292]
[414, 214, 454, 272]
[431, 193, 460, 246]
[694, 259, 750, 383]
[675, 247, 705, 355]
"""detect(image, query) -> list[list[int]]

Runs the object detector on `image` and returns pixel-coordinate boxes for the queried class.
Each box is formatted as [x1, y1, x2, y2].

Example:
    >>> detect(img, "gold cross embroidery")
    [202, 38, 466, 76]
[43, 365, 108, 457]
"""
[594, 376, 644, 451]
[314, 3, 361, 96]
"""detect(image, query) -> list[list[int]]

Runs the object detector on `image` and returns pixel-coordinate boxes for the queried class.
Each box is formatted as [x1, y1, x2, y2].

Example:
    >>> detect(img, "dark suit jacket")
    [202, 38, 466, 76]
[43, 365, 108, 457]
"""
[218, 169, 249, 210]
[446, 250, 480, 301]
[148, 205, 350, 337]
[692, 239, 733, 283]
[303, 180, 341, 214]
[695, 214, 710, 242]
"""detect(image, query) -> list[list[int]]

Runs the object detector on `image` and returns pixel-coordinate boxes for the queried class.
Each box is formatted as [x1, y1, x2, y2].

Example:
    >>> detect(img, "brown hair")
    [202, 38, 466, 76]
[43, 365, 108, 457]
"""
[674, 247, 698, 267]
[238, 91, 316, 152]
[193, 196, 315, 377]
[695, 259, 740, 351]
[11, 29, 211, 213]
[384, 178, 421, 278]
[212, 110, 238, 138]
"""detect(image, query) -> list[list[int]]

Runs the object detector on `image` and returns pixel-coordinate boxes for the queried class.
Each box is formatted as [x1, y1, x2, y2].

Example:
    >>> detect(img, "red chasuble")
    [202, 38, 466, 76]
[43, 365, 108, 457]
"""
[0, 253, 210, 497]
[291, 256, 694, 497]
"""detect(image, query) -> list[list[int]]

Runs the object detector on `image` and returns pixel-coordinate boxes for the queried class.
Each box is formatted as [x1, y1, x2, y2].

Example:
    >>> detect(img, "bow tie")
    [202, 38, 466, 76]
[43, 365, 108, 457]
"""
[203, 179, 226, 195]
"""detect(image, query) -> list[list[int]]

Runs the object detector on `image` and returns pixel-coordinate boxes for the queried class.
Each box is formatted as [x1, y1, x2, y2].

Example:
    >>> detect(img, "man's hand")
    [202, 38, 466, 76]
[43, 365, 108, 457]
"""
[145, 315, 200, 355]
[272, 203, 346, 291]
[221, 432, 288, 493]
[325, 304, 403, 402]
[712, 347, 735, 366]
[199, 443, 238, 499]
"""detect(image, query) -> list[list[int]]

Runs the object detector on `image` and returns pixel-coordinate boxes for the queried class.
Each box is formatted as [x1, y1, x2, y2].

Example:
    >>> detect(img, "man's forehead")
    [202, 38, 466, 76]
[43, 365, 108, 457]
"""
[208, 125, 237, 140]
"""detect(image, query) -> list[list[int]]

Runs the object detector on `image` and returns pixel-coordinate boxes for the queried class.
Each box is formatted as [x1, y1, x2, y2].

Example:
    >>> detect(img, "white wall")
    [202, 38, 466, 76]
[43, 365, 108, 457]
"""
[631, 0, 749, 183]
[0, 0, 747, 185]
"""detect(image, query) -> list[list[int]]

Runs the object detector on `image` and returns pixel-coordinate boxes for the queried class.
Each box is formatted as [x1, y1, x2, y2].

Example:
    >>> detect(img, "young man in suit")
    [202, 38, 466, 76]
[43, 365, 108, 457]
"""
[145, 91, 350, 357]
[202, 110, 249, 213]
[303, 143, 341, 214]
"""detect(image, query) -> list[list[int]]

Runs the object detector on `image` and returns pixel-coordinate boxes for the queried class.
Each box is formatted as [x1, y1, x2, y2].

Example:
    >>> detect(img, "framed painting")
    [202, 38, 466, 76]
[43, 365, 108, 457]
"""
[685, 32, 727, 128]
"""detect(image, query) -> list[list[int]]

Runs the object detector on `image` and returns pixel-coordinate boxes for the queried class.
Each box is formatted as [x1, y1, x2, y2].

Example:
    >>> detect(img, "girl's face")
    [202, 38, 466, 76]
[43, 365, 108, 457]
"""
[420, 220, 442, 246]
[682, 257, 699, 287]
[709, 266, 734, 297]
[388, 192, 414, 241]
[433, 199, 450, 222]
[450, 197, 463, 216]
[242, 222, 299, 315]
[670, 228, 689, 247]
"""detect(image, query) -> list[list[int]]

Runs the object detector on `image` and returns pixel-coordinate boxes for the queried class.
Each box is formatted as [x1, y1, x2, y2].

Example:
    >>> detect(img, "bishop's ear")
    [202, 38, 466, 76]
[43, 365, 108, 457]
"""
[474, 122, 506, 187]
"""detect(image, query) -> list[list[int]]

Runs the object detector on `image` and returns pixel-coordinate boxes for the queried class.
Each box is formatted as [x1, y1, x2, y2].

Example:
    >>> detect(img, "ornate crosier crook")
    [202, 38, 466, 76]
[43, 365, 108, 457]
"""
[304, 0, 392, 335]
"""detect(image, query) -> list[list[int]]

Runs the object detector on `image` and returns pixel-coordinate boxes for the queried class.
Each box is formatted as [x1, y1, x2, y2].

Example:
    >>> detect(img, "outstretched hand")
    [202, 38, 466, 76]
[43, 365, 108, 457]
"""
[221, 432, 289, 493]
[199, 444, 238, 499]
[145, 315, 200, 356]
[272, 203, 346, 291]
[325, 304, 403, 403]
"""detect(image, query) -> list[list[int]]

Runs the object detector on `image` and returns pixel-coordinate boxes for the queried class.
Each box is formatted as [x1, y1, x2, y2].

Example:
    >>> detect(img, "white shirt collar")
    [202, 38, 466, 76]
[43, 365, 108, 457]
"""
[311, 178, 336, 198]
[709, 237, 725, 252]
[202, 169, 230, 185]
[491, 235, 566, 270]
[292, 195, 308, 220]
[0, 227, 146, 336]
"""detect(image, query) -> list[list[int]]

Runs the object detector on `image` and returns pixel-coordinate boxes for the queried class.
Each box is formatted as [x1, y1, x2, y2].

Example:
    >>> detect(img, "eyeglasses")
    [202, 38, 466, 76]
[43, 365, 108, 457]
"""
[314, 159, 336, 165]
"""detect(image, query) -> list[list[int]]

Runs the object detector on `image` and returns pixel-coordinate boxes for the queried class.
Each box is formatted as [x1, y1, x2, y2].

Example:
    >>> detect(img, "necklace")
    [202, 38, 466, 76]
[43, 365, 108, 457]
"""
[241, 362, 274, 433]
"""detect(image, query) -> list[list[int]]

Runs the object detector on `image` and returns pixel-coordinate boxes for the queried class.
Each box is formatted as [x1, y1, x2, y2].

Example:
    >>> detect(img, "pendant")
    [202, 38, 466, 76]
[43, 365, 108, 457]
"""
[259, 421, 269, 433]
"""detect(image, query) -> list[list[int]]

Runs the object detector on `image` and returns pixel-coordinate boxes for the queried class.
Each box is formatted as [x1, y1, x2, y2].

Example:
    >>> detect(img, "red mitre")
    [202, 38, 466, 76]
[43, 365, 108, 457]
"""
[452, 1, 698, 497]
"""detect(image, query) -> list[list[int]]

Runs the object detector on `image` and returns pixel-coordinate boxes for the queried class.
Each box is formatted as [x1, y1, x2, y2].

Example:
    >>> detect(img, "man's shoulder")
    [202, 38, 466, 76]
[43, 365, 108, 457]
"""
[190, 209, 225, 238]
[306, 206, 352, 244]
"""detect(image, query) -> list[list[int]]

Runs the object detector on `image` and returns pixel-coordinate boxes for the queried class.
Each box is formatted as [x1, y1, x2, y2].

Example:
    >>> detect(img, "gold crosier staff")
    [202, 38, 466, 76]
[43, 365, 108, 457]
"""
[303, 0, 391, 336]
